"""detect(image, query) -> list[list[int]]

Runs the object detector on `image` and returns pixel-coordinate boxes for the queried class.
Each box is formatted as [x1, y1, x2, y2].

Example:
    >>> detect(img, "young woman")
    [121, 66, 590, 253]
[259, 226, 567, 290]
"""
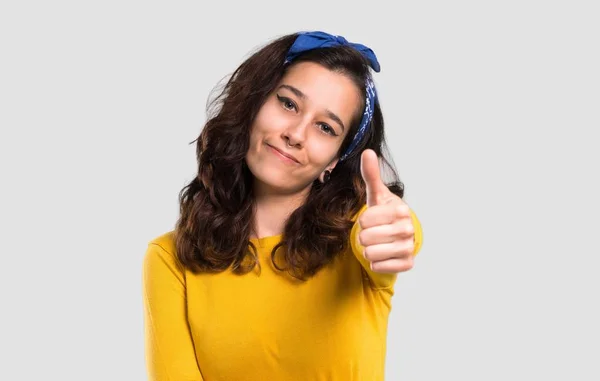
[143, 31, 424, 381]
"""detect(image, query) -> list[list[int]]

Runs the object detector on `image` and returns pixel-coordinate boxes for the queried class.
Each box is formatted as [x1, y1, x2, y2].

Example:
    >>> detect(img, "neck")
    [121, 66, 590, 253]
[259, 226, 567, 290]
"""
[251, 183, 311, 239]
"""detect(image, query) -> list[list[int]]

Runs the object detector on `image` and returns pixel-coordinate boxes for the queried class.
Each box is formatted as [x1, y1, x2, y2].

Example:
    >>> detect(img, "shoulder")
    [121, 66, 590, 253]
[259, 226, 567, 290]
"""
[144, 231, 179, 269]
[143, 230, 187, 281]
[147, 230, 177, 255]
[143, 230, 188, 290]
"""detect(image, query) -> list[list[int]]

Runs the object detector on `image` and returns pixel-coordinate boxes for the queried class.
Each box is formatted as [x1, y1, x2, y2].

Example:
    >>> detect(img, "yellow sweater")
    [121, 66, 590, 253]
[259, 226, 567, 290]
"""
[142, 206, 423, 381]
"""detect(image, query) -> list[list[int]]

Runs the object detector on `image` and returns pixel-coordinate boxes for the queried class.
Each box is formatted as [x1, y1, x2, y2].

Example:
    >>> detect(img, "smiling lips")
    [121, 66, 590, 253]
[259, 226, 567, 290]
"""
[267, 144, 300, 164]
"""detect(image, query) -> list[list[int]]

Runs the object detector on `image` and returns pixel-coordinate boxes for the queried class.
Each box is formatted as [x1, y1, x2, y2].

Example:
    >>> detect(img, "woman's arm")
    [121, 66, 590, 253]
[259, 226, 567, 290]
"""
[142, 235, 204, 381]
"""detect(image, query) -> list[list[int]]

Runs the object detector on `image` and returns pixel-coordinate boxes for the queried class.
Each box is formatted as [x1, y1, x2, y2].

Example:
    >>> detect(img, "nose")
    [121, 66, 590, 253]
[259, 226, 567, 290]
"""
[281, 118, 309, 148]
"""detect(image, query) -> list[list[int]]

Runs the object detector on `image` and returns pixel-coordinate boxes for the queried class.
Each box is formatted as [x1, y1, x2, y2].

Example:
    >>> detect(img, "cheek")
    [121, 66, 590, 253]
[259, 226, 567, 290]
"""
[306, 134, 341, 166]
[252, 102, 285, 134]
[248, 113, 274, 152]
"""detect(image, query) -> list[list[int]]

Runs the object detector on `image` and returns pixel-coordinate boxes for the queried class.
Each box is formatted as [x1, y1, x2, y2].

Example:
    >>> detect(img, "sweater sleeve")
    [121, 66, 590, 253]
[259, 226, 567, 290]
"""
[142, 239, 204, 381]
[350, 204, 424, 289]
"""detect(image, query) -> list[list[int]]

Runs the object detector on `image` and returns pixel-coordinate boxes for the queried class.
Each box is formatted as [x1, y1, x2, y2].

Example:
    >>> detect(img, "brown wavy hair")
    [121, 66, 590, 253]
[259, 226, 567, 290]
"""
[174, 32, 404, 280]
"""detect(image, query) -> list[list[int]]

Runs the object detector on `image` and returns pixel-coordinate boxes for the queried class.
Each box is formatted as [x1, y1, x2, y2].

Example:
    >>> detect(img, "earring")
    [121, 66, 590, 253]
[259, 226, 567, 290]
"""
[323, 170, 331, 183]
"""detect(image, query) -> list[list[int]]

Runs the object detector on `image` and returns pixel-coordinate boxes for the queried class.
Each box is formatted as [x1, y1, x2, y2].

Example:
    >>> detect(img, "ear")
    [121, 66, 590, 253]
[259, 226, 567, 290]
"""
[328, 157, 339, 170]
[319, 158, 339, 183]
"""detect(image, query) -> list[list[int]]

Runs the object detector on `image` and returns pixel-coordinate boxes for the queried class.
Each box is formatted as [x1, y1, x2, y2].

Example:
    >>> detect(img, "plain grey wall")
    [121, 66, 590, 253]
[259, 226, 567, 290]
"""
[1, 0, 599, 380]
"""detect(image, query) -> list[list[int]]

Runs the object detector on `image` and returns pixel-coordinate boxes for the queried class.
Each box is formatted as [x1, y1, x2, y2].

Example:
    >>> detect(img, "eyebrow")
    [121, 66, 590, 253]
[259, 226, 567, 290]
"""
[278, 84, 346, 132]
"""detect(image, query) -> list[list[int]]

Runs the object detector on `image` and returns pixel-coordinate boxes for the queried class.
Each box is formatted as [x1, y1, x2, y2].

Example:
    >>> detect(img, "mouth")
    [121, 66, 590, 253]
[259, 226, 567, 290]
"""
[266, 144, 300, 164]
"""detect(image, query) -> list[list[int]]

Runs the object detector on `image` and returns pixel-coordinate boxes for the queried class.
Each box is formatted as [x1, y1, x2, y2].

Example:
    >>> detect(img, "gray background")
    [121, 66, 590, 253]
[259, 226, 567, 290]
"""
[1, 0, 599, 380]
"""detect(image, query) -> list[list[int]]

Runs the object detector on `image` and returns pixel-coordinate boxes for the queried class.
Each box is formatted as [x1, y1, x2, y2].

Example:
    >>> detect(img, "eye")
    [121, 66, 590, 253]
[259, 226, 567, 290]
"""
[318, 123, 338, 136]
[276, 94, 297, 111]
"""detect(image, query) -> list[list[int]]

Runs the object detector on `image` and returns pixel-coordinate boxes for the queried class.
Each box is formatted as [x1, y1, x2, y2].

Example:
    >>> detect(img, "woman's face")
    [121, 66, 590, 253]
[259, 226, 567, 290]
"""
[246, 61, 362, 195]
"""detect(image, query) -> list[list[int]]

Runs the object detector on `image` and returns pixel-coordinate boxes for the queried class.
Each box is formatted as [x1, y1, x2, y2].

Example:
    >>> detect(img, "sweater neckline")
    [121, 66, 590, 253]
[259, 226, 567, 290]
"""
[249, 234, 283, 248]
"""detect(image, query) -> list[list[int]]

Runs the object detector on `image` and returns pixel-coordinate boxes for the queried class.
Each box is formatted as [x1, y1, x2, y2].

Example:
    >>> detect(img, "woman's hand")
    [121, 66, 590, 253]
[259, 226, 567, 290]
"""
[357, 149, 416, 274]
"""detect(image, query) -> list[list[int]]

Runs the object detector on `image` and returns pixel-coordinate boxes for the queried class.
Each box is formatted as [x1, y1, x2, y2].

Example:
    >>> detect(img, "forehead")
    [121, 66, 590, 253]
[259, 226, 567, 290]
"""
[280, 62, 363, 123]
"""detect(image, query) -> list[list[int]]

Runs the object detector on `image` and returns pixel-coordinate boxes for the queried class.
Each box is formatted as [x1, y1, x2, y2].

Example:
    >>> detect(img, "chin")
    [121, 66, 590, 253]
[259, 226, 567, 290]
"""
[247, 162, 307, 194]
[252, 167, 294, 191]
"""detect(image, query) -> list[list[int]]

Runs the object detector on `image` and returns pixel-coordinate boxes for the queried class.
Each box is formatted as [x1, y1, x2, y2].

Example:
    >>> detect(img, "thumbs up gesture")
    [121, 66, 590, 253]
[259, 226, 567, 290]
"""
[358, 149, 416, 274]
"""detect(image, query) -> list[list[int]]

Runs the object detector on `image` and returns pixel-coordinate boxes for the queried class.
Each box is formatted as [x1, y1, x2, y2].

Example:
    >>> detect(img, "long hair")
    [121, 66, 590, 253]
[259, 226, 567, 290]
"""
[174, 33, 404, 280]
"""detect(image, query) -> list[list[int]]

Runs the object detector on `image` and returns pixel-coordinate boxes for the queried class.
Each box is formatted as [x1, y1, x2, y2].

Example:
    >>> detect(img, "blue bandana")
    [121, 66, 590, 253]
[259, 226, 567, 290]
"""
[284, 31, 380, 161]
